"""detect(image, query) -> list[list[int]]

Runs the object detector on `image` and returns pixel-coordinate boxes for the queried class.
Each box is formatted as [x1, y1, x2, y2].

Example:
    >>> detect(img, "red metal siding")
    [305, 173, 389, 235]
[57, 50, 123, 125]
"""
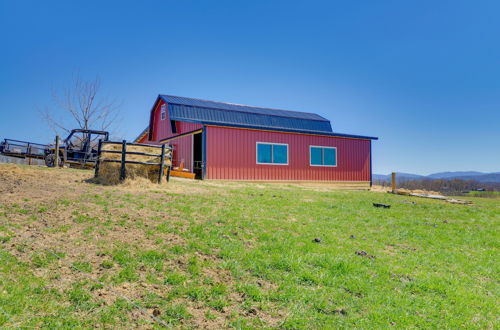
[150, 100, 201, 170]
[151, 99, 172, 141]
[205, 126, 371, 181]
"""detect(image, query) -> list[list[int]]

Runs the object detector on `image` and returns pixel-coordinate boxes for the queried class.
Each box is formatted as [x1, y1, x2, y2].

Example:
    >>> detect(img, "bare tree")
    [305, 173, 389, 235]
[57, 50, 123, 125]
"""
[41, 75, 121, 136]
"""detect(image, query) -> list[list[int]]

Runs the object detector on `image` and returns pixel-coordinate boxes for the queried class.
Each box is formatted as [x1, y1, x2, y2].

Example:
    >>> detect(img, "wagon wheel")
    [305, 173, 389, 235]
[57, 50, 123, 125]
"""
[45, 154, 62, 167]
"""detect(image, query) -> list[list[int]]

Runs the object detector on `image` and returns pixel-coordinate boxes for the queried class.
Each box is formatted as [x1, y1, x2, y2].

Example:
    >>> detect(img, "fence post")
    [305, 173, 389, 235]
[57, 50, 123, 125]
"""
[120, 140, 127, 182]
[158, 144, 166, 184]
[94, 139, 103, 178]
[54, 135, 60, 168]
[27, 145, 32, 165]
[166, 145, 172, 182]
[391, 172, 396, 193]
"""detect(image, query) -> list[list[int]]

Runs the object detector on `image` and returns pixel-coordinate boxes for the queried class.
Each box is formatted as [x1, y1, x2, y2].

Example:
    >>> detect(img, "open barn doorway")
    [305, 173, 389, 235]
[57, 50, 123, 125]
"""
[193, 133, 202, 179]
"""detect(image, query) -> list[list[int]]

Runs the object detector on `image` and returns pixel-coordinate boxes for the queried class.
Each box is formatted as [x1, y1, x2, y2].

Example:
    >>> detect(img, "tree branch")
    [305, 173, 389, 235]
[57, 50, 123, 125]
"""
[41, 75, 121, 136]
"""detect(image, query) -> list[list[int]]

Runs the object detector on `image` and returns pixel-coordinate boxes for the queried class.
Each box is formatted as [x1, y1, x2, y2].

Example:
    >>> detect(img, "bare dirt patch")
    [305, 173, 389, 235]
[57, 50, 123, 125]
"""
[0, 164, 93, 203]
[0, 164, 286, 328]
[370, 185, 441, 196]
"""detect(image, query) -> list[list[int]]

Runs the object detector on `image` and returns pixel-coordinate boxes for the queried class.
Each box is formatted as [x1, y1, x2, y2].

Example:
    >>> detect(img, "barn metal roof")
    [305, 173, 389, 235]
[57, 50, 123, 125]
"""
[159, 95, 333, 133]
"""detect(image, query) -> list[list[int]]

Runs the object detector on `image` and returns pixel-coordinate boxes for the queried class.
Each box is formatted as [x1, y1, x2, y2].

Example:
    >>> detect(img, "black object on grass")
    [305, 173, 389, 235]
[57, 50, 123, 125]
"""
[355, 250, 375, 259]
[373, 203, 391, 208]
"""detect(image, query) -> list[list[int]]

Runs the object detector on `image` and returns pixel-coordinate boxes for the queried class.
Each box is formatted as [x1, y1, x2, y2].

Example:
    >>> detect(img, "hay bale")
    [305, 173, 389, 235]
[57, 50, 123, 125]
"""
[96, 143, 171, 185]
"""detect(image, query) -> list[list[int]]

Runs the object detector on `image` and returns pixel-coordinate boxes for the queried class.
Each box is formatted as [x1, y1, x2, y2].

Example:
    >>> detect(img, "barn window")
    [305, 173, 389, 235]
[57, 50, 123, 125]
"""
[310, 146, 337, 166]
[160, 104, 167, 120]
[256, 142, 288, 165]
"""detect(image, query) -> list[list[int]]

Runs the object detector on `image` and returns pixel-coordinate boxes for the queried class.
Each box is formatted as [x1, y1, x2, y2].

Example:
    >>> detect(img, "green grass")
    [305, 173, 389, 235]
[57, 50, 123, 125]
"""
[467, 191, 500, 198]
[0, 250, 134, 328]
[0, 170, 498, 328]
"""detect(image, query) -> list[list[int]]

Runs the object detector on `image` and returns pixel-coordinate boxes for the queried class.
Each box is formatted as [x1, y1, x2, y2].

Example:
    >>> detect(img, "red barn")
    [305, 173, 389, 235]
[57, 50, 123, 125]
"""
[135, 95, 377, 187]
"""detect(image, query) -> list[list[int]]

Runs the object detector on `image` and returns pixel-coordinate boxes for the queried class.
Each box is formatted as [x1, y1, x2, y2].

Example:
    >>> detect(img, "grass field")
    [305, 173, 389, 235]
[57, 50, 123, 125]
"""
[467, 191, 500, 198]
[0, 164, 498, 328]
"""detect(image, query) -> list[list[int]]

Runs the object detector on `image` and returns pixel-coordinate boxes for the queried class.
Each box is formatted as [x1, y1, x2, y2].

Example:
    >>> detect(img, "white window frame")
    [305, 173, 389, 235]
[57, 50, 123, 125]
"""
[309, 145, 337, 167]
[256, 142, 289, 165]
[160, 104, 167, 120]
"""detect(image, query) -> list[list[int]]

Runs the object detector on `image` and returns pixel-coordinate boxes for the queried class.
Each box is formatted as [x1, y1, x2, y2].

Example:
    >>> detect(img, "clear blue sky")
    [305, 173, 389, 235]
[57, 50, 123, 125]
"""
[1, 0, 499, 175]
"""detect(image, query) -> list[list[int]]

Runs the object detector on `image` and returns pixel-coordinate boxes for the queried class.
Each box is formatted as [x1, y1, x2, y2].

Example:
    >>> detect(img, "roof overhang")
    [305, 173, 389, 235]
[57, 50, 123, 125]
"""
[159, 129, 203, 144]
[169, 120, 378, 141]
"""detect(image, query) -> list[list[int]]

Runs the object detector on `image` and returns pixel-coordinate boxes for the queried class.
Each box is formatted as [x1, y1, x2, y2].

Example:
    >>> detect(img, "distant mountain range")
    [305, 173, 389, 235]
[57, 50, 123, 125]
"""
[373, 171, 500, 183]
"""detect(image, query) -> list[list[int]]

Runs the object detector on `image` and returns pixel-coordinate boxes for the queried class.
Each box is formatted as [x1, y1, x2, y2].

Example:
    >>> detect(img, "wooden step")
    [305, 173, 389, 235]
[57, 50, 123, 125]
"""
[170, 170, 196, 179]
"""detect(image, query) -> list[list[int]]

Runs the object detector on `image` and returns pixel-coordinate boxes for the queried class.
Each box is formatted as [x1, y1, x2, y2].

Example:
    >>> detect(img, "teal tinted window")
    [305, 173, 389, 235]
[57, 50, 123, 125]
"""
[324, 148, 336, 166]
[310, 147, 322, 165]
[273, 145, 288, 164]
[310, 146, 337, 166]
[257, 144, 272, 163]
[257, 143, 288, 164]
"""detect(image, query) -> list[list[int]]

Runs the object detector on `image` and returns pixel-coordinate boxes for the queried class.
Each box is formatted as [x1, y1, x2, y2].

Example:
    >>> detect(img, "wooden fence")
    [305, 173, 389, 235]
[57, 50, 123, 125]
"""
[94, 140, 172, 184]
